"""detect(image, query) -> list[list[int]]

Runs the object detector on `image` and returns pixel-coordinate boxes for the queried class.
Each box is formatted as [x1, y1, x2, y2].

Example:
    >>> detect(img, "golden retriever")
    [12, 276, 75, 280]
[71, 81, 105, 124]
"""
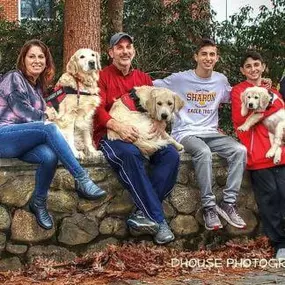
[107, 86, 185, 155]
[46, 48, 101, 159]
[238, 86, 285, 164]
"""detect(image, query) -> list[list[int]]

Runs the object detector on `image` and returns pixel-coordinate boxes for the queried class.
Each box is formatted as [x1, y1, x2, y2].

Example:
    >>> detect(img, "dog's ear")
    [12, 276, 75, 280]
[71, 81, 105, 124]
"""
[66, 54, 78, 75]
[95, 52, 101, 70]
[145, 95, 157, 119]
[240, 91, 249, 117]
[259, 91, 271, 110]
[173, 94, 184, 112]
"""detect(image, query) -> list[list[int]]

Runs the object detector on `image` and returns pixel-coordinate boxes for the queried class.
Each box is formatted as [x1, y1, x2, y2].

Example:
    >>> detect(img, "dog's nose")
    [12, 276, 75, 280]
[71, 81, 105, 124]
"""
[161, 113, 168, 120]
[248, 103, 253, 108]
[88, 60, 95, 69]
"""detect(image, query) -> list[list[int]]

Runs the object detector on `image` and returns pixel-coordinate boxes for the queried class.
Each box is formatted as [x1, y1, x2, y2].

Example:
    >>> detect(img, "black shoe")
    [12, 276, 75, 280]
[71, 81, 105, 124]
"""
[75, 172, 106, 200]
[29, 196, 53, 230]
[127, 210, 159, 235]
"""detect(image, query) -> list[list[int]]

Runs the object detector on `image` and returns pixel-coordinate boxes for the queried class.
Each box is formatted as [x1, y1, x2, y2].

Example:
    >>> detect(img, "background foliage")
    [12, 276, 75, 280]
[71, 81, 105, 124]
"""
[0, 1, 64, 78]
[0, 0, 284, 133]
[123, 0, 214, 79]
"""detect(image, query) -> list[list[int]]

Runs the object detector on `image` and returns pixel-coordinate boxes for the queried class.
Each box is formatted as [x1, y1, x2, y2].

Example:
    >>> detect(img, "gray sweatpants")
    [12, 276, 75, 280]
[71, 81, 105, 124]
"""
[181, 133, 247, 208]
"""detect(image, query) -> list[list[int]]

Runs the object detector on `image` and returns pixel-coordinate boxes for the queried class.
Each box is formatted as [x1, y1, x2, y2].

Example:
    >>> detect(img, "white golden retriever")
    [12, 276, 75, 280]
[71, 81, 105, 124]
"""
[238, 86, 285, 164]
[46, 48, 101, 159]
[107, 86, 185, 155]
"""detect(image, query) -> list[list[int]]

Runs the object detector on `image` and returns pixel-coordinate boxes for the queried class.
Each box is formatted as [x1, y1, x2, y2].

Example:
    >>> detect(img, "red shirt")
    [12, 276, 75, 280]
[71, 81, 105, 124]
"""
[93, 64, 153, 147]
[231, 81, 285, 170]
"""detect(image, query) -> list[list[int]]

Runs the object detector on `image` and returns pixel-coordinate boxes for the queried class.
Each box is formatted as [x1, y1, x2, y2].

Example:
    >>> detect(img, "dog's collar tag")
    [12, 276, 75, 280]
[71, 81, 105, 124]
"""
[76, 80, 80, 106]
[75, 79, 92, 106]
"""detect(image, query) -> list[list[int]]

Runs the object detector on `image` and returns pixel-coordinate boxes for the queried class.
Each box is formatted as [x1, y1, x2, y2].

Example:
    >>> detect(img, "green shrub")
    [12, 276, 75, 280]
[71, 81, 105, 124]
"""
[0, 0, 64, 80]
[123, 0, 215, 77]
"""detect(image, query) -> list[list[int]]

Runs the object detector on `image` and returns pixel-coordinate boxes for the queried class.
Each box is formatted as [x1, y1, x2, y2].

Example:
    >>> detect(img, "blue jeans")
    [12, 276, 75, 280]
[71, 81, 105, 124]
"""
[0, 121, 86, 198]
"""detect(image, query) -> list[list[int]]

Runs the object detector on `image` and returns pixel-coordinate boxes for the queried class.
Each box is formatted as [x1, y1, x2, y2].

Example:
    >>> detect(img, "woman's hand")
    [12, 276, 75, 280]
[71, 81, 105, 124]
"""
[45, 107, 57, 121]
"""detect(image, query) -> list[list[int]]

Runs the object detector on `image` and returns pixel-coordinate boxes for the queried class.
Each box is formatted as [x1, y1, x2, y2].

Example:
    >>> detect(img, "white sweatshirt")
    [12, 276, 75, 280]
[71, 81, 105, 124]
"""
[154, 70, 231, 142]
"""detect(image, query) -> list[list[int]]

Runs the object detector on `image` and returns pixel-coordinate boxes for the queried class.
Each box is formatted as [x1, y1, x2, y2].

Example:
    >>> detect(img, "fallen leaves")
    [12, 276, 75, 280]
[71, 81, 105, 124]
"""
[0, 236, 275, 284]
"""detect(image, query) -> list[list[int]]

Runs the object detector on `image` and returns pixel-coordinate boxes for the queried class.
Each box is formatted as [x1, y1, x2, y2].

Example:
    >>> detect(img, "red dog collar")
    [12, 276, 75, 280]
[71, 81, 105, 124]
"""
[120, 89, 147, 113]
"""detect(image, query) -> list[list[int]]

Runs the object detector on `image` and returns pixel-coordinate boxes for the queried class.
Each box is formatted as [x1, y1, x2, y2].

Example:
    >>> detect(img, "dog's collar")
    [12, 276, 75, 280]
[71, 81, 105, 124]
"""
[64, 86, 91, 96]
[121, 89, 147, 113]
[129, 88, 147, 113]
[45, 86, 91, 102]
[45, 86, 92, 112]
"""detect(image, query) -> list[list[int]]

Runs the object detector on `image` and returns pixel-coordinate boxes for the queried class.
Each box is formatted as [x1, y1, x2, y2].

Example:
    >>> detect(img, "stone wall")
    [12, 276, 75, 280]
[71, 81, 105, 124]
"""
[0, 152, 259, 270]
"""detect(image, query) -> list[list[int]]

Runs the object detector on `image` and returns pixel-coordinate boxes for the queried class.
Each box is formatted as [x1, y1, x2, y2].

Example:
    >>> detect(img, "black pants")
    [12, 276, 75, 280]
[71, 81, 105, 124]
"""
[250, 166, 285, 251]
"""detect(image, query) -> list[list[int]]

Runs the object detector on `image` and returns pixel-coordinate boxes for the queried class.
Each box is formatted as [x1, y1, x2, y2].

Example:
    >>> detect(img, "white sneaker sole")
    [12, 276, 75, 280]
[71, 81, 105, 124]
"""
[203, 215, 223, 231]
[154, 235, 175, 245]
[216, 206, 246, 229]
[127, 219, 159, 235]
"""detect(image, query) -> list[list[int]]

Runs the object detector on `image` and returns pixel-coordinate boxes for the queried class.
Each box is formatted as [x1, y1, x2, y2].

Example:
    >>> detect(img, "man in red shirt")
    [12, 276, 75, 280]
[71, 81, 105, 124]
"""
[93, 33, 179, 244]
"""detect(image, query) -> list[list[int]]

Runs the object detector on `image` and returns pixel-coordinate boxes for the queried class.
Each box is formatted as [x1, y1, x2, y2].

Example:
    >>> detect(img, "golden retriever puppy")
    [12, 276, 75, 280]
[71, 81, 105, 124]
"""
[238, 86, 285, 164]
[46, 48, 101, 159]
[107, 86, 185, 155]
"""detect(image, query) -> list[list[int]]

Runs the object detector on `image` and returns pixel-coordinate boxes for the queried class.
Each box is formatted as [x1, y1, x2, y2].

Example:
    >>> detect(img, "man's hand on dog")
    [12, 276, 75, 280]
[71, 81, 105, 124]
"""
[107, 119, 139, 143]
[120, 125, 139, 142]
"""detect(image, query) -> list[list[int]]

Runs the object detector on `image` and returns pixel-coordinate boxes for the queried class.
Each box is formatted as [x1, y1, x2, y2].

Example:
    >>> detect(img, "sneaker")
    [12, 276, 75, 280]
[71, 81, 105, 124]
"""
[217, 201, 246, 229]
[276, 248, 285, 260]
[154, 220, 175, 245]
[203, 206, 223, 231]
[127, 210, 159, 235]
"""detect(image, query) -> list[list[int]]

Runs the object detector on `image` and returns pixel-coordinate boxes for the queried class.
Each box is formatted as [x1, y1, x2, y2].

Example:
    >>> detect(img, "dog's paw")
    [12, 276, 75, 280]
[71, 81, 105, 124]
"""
[266, 148, 276, 158]
[73, 149, 85, 160]
[85, 147, 101, 158]
[237, 124, 249, 132]
[77, 151, 85, 160]
[273, 157, 281, 164]
[273, 148, 282, 164]
[176, 143, 184, 152]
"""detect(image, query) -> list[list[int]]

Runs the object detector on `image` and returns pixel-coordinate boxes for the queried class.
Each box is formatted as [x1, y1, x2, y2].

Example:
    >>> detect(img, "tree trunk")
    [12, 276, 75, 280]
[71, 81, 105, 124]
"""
[63, 0, 101, 69]
[107, 0, 124, 34]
